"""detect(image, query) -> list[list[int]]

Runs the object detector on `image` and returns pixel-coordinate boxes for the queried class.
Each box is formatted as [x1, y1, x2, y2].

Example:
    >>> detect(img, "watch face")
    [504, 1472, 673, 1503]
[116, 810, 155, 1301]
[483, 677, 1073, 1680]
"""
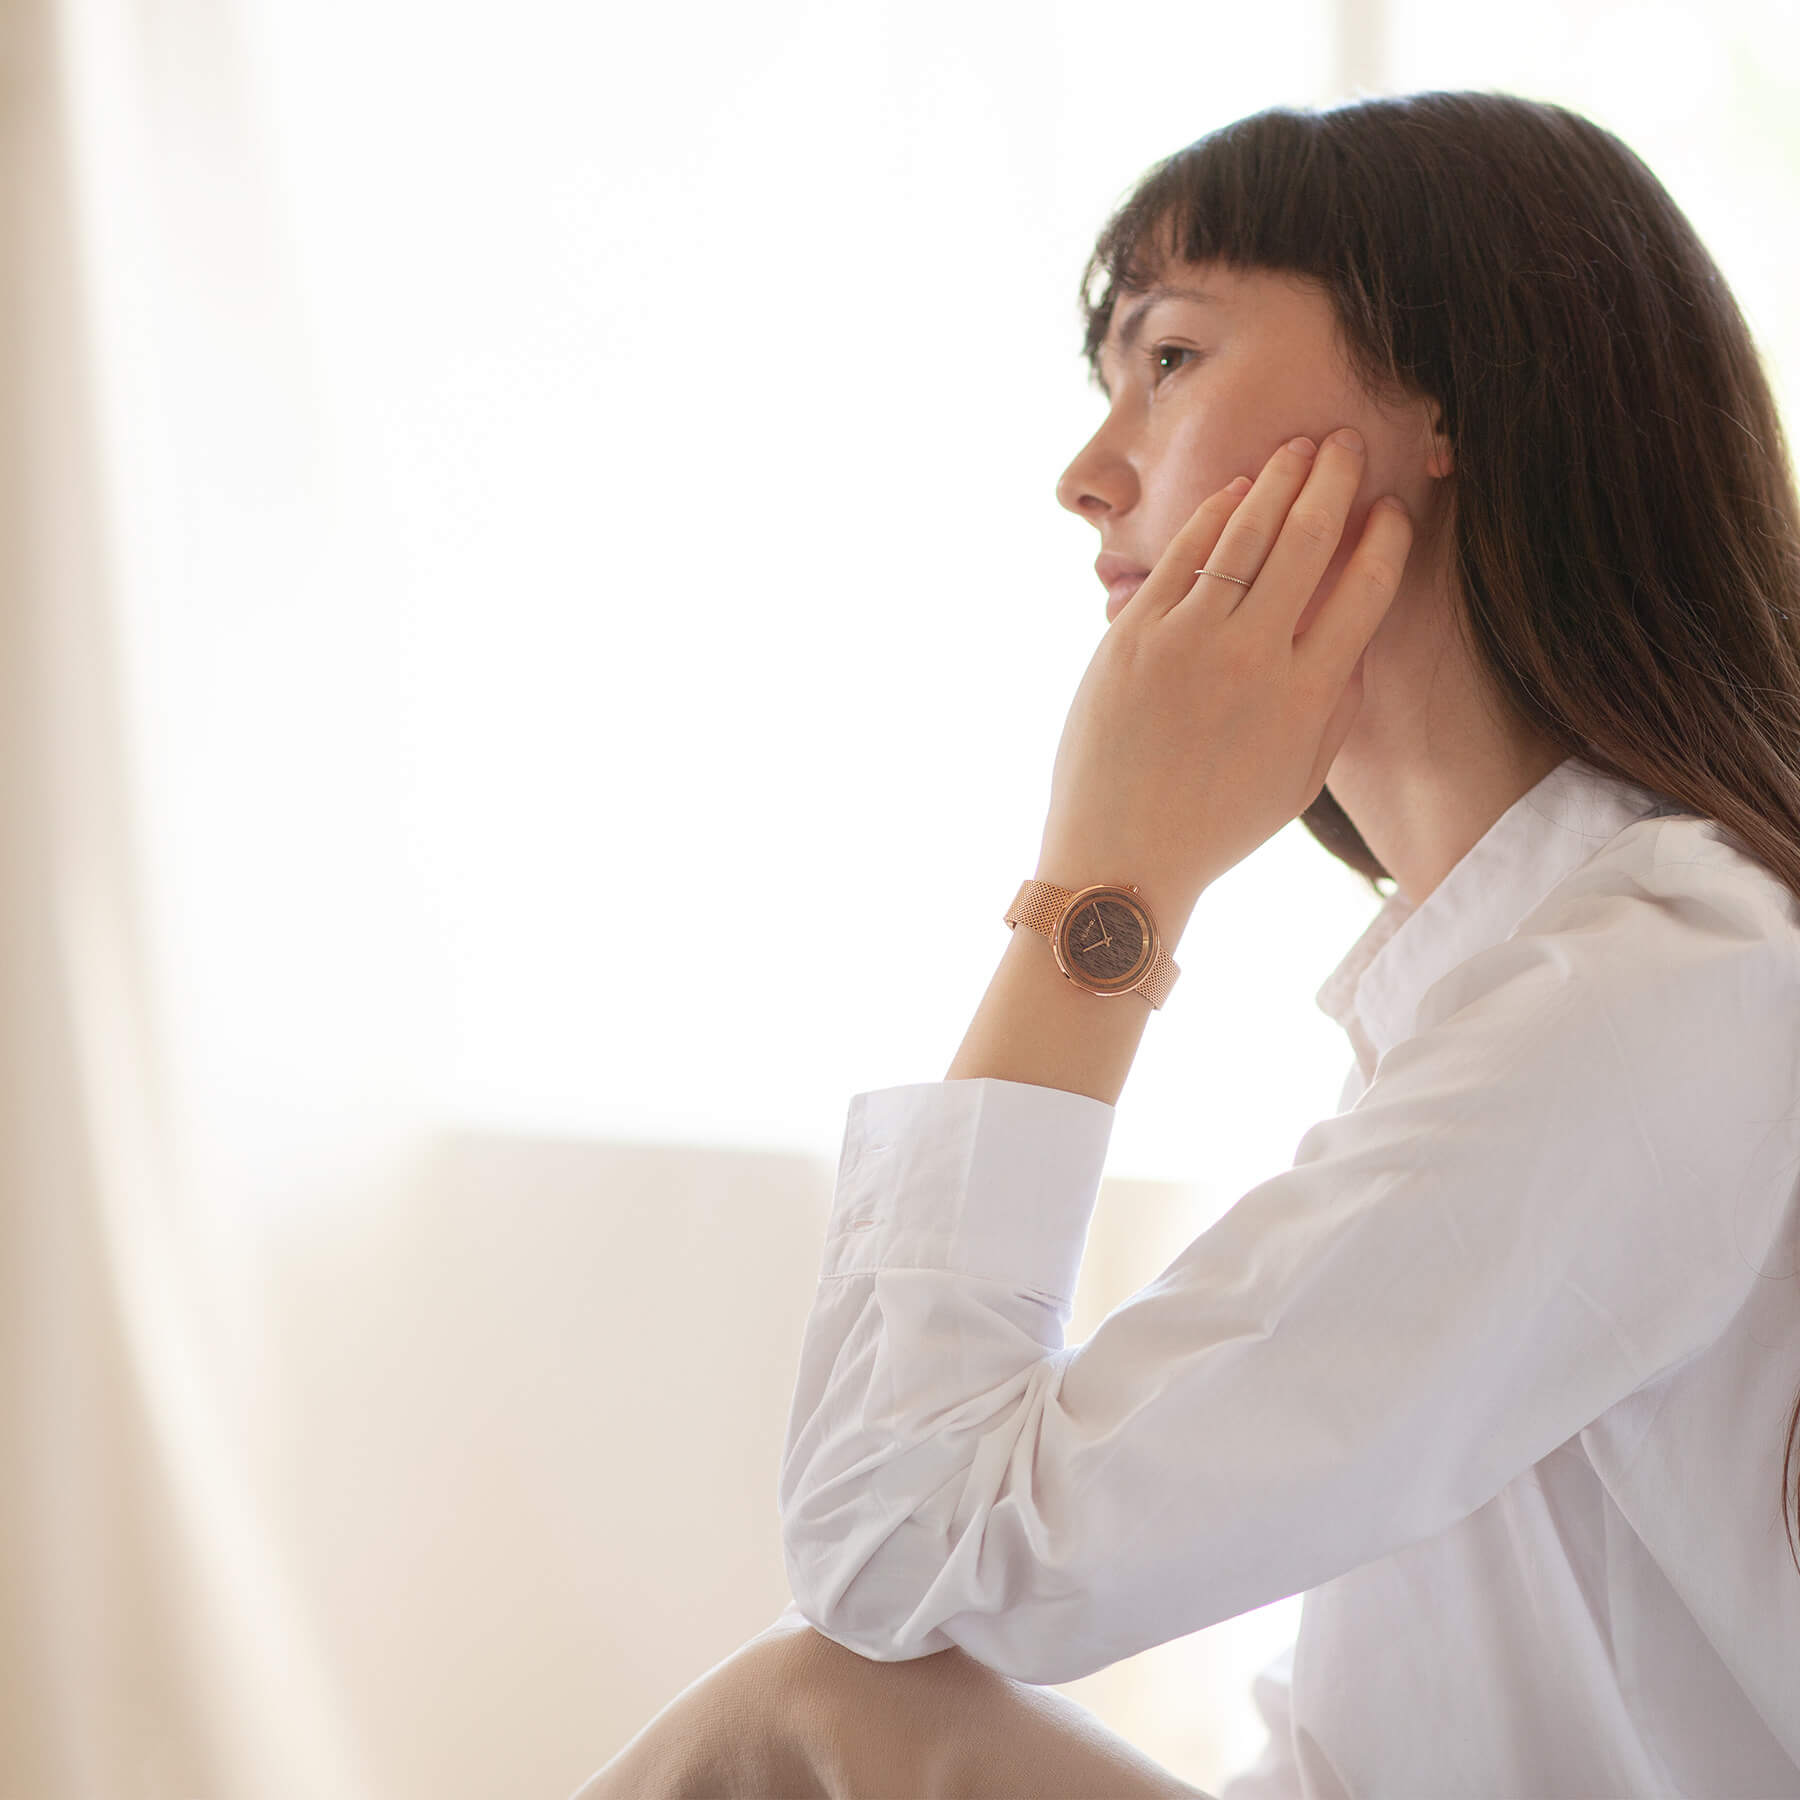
[1053, 887, 1155, 994]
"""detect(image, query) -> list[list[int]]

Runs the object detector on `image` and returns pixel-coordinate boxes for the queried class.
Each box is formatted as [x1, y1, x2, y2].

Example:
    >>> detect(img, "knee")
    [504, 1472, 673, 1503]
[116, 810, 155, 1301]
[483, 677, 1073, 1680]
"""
[755, 1615, 1003, 1720]
[727, 1614, 887, 1713]
[568, 1621, 826, 1799]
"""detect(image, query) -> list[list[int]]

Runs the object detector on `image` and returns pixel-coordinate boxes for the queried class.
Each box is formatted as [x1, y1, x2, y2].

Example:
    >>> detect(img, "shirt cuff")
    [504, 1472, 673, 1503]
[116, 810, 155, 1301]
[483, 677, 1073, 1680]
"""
[817, 1077, 1116, 1307]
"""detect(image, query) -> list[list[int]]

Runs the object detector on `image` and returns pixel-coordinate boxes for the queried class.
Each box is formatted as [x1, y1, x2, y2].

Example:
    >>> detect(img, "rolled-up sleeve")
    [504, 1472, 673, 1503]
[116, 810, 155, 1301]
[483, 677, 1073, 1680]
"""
[777, 875, 1800, 1685]
[814, 1076, 1115, 1310]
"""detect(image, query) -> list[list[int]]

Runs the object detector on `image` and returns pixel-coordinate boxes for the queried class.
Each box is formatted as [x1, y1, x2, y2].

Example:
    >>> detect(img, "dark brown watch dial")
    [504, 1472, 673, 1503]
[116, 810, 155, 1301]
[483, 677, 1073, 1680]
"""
[1053, 887, 1156, 995]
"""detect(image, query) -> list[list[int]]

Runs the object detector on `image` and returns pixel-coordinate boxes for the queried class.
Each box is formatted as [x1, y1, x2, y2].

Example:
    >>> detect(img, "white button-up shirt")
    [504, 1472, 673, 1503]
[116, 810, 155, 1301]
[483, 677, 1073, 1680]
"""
[777, 755, 1800, 1796]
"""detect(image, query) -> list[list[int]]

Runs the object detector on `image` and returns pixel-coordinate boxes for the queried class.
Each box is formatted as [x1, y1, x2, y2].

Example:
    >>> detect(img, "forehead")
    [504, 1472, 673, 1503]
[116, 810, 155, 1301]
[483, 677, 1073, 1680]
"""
[1093, 260, 1336, 390]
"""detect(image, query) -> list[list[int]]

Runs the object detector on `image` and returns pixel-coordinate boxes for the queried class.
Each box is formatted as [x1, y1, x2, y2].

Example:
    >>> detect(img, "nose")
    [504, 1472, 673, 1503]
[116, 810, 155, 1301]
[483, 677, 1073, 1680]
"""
[1055, 417, 1138, 525]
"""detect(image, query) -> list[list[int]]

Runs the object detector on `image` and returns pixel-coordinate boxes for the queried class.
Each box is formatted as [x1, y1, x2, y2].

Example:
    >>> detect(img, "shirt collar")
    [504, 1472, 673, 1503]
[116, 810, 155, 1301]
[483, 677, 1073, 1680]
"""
[1315, 755, 1687, 1081]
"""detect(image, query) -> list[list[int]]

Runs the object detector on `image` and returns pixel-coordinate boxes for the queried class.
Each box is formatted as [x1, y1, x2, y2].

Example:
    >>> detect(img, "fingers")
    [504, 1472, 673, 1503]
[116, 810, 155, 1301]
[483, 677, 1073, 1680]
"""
[1188, 432, 1363, 627]
[1292, 496, 1414, 696]
[1139, 432, 1412, 684]
[1129, 480, 1254, 621]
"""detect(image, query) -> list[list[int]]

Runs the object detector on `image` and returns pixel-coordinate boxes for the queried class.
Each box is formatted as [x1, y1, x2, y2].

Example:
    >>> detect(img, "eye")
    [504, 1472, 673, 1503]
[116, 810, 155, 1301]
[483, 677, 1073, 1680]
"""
[1142, 342, 1203, 389]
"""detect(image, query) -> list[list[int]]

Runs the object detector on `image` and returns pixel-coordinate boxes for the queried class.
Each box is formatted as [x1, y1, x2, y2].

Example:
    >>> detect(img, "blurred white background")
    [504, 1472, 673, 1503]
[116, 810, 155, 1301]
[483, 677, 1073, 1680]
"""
[132, 0, 1800, 1186]
[10, 0, 1800, 1795]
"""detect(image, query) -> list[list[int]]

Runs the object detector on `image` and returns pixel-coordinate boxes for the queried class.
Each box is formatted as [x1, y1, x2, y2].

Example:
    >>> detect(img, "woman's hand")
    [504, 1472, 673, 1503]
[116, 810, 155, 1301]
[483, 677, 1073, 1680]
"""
[1037, 428, 1415, 930]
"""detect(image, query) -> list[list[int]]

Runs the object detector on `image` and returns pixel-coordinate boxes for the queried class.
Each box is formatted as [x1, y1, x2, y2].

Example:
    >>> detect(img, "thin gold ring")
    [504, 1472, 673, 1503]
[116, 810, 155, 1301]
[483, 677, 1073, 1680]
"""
[1194, 568, 1253, 587]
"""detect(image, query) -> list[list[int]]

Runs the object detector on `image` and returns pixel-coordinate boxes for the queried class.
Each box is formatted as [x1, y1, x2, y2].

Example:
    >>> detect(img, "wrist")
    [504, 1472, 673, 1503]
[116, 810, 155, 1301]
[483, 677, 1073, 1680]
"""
[948, 905, 1156, 1101]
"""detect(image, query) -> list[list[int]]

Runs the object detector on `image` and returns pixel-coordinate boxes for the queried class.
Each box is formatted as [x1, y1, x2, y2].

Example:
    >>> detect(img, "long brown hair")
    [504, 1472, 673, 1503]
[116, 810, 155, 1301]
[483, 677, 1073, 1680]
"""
[1075, 90, 1800, 1571]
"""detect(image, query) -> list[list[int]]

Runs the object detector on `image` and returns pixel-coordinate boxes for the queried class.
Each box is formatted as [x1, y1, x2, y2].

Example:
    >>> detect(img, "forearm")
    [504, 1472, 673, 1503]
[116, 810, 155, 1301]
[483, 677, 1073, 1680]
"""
[944, 873, 1195, 1108]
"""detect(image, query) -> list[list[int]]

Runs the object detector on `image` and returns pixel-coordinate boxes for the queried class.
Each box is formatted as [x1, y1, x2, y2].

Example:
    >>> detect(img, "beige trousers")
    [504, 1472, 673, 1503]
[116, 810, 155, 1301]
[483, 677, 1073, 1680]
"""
[570, 1603, 1218, 1800]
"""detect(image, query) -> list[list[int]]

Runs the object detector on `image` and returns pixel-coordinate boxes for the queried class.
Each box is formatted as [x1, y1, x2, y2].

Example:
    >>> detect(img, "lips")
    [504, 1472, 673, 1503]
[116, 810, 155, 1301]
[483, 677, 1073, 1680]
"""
[1104, 577, 1147, 622]
[1096, 552, 1153, 622]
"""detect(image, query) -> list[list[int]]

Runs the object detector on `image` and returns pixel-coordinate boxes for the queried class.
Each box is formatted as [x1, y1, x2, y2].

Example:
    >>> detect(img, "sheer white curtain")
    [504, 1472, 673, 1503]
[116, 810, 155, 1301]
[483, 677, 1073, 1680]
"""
[2, 0, 1350, 1787]
[2, 0, 380, 1792]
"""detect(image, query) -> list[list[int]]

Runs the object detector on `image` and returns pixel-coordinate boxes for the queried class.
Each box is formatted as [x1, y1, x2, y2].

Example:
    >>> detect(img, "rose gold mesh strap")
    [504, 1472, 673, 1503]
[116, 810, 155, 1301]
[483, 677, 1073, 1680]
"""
[1004, 879, 1181, 1010]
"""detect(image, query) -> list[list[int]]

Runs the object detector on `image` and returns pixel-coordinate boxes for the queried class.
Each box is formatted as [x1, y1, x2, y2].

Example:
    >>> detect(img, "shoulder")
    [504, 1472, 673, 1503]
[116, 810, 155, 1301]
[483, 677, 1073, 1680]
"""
[1417, 809, 1800, 1045]
[1542, 807, 1800, 945]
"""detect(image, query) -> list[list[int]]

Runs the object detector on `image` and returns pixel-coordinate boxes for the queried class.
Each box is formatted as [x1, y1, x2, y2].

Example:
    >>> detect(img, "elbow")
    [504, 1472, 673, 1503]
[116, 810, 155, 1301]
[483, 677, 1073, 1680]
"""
[777, 1435, 910, 1659]
[779, 1503, 950, 1665]
[780, 1509, 1072, 1678]
[778, 1506, 887, 1660]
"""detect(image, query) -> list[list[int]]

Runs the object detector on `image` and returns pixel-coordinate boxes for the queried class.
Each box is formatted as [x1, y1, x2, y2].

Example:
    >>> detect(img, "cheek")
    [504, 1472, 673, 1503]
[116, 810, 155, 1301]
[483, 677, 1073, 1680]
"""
[1159, 418, 1235, 519]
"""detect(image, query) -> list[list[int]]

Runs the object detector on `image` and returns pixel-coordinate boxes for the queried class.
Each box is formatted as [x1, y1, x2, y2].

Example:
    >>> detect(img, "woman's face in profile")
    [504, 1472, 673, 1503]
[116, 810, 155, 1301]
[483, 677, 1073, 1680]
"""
[1057, 257, 1444, 630]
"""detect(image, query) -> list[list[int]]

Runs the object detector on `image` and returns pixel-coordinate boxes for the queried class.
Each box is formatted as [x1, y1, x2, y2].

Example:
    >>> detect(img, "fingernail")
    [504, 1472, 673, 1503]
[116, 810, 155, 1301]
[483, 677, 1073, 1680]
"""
[1227, 475, 1253, 495]
[1287, 436, 1318, 459]
[1329, 427, 1364, 454]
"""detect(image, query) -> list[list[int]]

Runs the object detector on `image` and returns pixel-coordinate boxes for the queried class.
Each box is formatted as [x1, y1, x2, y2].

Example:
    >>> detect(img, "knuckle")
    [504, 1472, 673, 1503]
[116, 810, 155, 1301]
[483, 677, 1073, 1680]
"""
[1227, 515, 1274, 558]
[1108, 619, 1150, 664]
[1224, 625, 1277, 676]
[1289, 503, 1339, 549]
[1297, 659, 1339, 704]
[1358, 552, 1401, 591]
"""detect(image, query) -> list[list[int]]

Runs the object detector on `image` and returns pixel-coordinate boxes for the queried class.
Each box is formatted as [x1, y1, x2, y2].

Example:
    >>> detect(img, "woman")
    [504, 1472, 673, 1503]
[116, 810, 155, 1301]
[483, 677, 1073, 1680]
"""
[577, 89, 1800, 1797]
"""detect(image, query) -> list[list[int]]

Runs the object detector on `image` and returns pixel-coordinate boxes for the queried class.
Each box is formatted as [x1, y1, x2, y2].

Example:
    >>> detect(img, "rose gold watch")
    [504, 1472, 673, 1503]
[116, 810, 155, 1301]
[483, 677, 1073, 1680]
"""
[1004, 880, 1181, 1009]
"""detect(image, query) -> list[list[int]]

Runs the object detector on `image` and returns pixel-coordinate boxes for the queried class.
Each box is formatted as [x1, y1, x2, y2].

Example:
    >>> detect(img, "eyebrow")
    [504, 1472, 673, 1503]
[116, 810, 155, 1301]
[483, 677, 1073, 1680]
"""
[1094, 284, 1225, 398]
